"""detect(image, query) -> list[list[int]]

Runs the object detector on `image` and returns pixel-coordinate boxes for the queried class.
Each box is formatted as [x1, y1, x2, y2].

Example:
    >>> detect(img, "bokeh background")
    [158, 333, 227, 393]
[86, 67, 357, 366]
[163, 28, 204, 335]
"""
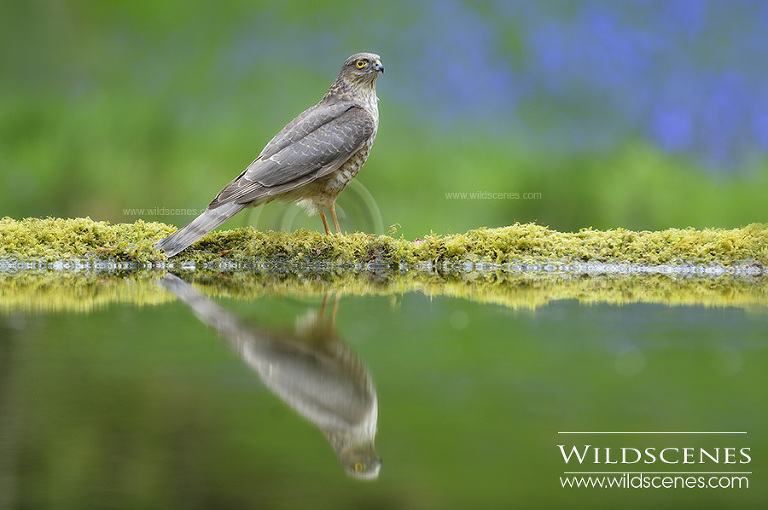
[2, 0, 767, 238]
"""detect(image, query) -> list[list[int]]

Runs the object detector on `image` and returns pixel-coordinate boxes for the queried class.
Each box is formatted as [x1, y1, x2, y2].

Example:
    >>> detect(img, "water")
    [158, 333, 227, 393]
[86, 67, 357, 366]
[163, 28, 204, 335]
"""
[1, 270, 766, 509]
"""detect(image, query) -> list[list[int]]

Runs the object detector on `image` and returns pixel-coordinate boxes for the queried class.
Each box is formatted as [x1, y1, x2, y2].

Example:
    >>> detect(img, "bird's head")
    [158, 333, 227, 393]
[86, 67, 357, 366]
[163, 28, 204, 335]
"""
[338, 440, 382, 480]
[340, 52, 384, 86]
[325, 52, 384, 102]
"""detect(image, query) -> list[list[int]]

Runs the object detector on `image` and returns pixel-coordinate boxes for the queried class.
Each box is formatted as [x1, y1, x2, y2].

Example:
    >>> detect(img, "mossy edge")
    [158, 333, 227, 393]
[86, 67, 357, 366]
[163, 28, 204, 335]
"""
[1, 216, 767, 270]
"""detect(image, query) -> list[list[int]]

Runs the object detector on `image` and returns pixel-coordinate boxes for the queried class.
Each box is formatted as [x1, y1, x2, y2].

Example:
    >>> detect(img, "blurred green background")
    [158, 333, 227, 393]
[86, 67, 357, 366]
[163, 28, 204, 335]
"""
[2, 0, 767, 239]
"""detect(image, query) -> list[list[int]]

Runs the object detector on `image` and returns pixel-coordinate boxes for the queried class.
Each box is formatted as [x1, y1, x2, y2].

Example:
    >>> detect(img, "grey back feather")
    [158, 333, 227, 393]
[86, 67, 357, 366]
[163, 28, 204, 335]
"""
[209, 103, 374, 207]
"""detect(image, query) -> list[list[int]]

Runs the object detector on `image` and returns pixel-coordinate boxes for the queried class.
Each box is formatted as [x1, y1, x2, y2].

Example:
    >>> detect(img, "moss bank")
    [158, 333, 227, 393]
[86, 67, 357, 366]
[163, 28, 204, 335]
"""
[2, 217, 767, 271]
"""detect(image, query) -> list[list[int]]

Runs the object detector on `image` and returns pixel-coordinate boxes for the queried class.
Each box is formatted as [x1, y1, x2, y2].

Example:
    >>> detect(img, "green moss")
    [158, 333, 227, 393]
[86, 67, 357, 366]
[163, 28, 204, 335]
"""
[0, 217, 173, 263]
[1, 217, 767, 270]
[2, 216, 767, 311]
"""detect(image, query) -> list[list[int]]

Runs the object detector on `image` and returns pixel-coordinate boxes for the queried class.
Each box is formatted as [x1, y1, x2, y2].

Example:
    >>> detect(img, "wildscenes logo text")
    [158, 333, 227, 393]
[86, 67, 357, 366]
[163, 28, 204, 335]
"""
[558, 445, 751, 465]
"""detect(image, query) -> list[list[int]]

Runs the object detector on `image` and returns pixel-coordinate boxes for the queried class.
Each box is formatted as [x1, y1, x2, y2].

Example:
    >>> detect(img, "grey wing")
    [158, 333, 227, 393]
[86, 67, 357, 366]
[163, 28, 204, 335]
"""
[209, 103, 375, 207]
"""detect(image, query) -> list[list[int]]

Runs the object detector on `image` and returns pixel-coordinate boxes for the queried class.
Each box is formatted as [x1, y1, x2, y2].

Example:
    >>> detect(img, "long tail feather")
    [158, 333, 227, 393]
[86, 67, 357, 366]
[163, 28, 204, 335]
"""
[156, 202, 246, 257]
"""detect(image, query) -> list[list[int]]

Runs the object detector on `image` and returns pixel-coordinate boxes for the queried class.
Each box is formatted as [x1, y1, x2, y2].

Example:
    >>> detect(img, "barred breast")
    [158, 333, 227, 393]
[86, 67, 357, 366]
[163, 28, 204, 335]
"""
[296, 105, 378, 215]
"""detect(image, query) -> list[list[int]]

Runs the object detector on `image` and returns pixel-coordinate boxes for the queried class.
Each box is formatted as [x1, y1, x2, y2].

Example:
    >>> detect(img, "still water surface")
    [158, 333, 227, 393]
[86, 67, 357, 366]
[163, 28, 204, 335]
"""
[1, 270, 766, 508]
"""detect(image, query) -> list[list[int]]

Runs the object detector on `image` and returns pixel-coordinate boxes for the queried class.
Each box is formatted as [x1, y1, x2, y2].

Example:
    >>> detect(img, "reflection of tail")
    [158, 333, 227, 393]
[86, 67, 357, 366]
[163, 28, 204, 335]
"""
[156, 202, 246, 257]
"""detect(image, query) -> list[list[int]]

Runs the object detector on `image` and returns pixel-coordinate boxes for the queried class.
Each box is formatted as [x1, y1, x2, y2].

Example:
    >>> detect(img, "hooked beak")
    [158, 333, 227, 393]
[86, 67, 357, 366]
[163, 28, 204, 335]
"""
[372, 60, 384, 74]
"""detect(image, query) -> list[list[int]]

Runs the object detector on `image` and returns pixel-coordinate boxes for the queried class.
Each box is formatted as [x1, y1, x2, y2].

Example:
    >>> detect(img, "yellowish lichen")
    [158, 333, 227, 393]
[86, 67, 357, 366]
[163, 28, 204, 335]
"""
[3, 217, 767, 269]
[0, 217, 173, 263]
[4, 217, 765, 313]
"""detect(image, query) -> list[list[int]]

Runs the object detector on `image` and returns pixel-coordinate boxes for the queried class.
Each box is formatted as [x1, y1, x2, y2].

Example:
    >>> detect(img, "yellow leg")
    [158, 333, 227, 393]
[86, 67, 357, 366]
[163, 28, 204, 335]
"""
[320, 212, 331, 235]
[330, 294, 340, 328]
[330, 203, 341, 234]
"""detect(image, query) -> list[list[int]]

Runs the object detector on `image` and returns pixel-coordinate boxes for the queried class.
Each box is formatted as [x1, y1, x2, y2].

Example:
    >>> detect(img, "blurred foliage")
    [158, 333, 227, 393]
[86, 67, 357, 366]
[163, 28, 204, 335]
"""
[1, 0, 767, 241]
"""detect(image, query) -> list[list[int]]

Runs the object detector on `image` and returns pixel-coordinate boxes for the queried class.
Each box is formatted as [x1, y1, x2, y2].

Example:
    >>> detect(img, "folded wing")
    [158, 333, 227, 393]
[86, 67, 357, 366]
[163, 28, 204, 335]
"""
[210, 103, 375, 208]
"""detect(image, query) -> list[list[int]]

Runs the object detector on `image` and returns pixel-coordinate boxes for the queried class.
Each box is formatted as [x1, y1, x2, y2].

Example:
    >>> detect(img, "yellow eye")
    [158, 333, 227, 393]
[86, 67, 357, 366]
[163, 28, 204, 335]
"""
[355, 59, 367, 69]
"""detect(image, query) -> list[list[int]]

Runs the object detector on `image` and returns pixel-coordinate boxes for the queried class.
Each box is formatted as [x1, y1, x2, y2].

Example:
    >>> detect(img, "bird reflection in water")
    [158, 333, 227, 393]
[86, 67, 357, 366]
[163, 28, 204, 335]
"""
[159, 274, 381, 480]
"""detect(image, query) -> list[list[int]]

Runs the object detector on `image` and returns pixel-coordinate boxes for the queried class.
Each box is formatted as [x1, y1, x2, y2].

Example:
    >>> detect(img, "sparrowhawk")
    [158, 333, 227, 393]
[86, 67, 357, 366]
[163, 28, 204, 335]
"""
[156, 52, 384, 257]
